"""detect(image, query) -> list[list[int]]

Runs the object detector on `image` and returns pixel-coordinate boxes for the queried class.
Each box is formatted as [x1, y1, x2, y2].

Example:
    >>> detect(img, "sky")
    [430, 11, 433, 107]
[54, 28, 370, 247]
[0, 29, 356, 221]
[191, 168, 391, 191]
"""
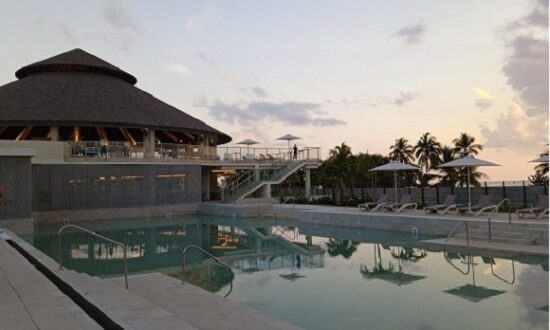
[0, 0, 547, 181]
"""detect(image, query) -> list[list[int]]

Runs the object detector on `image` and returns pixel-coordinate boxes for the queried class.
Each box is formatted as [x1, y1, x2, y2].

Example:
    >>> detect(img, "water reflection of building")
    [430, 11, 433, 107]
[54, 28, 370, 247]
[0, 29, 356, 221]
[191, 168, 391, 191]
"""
[34, 221, 325, 292]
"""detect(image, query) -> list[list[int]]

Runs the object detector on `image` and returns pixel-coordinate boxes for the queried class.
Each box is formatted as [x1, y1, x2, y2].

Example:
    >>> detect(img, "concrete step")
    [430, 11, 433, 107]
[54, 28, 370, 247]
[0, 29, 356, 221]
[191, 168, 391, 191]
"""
[454, 233, 536, 245]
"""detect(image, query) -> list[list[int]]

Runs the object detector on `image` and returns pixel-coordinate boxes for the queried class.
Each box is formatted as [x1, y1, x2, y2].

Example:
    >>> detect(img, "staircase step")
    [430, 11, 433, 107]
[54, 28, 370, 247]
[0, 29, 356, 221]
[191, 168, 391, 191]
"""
[454, 234, 536, 245]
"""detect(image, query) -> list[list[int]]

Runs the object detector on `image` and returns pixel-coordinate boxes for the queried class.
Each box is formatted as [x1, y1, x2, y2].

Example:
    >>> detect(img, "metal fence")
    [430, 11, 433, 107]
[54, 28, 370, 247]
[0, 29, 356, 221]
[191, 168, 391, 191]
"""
[275, 181, 548, 209]
[0, 156, 32, 219]
[64, 141, 321, 163]
[32, 164, 201, 211]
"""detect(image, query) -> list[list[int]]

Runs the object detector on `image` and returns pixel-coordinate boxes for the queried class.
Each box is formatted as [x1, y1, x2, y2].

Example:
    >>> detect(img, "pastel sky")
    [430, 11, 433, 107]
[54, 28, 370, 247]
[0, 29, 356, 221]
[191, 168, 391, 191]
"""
[0, 0, 548, 180]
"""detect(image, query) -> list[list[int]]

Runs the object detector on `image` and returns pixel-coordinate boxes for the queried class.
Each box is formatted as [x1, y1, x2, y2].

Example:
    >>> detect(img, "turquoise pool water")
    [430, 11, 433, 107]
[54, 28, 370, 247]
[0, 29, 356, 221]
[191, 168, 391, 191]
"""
[27, 216, 548, 330]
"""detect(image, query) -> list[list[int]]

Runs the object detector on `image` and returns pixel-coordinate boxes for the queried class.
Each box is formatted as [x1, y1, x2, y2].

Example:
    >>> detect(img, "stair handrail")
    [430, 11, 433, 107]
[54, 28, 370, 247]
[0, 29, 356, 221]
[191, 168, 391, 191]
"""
[444, 221, 470, 251]
[490, 256, 515, 284]
[182, 244, 234, 297]
[443, 221, 471, 275]
[58, 224, 128, 290]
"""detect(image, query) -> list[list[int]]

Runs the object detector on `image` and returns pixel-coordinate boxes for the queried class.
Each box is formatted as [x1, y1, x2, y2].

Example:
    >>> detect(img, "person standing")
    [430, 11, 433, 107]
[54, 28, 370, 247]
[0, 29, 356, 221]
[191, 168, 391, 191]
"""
[292, 144, 298, 160]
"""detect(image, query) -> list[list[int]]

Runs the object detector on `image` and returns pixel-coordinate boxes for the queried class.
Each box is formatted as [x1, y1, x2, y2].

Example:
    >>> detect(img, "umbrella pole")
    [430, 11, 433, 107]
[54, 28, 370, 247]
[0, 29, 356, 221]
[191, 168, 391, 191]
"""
[467, 167, 471, 211]
[394, 171, 398, 202]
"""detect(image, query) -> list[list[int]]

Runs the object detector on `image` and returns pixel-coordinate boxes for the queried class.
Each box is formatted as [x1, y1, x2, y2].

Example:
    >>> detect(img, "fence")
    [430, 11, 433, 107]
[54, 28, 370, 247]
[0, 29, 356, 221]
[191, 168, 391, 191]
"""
[273, 181, 548, 209]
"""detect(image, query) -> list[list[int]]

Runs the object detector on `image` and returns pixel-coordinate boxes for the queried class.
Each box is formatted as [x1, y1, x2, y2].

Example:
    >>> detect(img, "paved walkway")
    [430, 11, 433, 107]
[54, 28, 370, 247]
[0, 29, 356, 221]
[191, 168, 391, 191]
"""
[0, 238, 100, 330]
[4, 231, 302, 330]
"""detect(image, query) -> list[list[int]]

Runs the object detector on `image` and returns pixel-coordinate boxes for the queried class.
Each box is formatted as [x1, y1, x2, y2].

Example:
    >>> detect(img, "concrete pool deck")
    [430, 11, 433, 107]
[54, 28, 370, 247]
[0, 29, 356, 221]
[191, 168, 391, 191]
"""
[0, 238, 100, 330]
[1, 230, 302, 330]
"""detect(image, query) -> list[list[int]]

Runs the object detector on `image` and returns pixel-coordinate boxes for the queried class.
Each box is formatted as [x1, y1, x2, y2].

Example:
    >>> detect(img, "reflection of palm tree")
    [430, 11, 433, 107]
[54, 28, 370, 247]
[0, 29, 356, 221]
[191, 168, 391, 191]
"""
[360, 244, 426, 286]
[325, 239, 360, 259]
[391, 247, 427, 263]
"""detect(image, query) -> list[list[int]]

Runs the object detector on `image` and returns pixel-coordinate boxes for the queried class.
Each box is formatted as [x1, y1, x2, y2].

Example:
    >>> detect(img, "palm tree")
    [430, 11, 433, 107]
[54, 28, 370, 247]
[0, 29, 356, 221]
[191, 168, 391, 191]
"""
[432, 145, 458, 186]
[414, 132, 441, 174]
[452, 133, 486, 187]
[328, 143, 355, 201]
[453, 132, 483, 157]
[389, 138, 415, 164]
[325, 239, 360, 259]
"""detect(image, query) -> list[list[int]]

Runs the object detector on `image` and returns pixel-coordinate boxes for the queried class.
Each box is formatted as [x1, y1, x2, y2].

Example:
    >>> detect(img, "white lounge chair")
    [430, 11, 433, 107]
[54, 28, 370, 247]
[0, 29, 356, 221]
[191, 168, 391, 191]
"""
[381, 194, 417, 213]
[424, 194, 461, 214]
[458, 195, 492, 215]
[460, 195, 510, 216]
[358, 194, 391, 211]
[517, 195, 549, 219]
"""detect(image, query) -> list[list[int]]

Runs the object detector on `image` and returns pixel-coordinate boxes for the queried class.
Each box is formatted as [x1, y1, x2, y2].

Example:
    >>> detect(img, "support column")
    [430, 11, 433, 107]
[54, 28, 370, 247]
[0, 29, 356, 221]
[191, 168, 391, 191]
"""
[258, 184, 271, 198]
[49, 126, 59, 141]
[304, 168, 311, 200]
[144, 129, 155, 159]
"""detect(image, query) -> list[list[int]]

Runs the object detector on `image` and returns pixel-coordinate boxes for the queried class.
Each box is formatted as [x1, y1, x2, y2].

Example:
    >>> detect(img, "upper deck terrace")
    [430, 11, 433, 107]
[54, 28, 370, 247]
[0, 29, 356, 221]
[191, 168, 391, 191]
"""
[0, 139, 322, 167]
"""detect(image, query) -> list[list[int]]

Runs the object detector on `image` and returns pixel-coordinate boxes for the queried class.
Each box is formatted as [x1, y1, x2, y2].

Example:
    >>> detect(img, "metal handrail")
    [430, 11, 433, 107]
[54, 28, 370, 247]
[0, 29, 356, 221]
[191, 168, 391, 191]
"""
[490, 257, 516, 284]
[443, 221, 471, 275]
[182, 244, 234, 297]
[57, 224, 128, 290]
[444, 221, 470, 251]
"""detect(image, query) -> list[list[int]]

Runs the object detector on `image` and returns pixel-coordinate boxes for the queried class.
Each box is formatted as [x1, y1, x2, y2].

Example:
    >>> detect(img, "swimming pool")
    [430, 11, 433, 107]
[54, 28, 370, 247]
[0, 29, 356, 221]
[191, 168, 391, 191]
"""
[27, 216, 548, 330]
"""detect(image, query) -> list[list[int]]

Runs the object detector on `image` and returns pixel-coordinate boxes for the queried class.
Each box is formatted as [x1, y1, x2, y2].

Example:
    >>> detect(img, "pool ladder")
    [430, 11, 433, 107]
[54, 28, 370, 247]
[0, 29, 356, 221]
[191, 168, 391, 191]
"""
[57, 224, 128, 290]
[182, 244, 235, 297]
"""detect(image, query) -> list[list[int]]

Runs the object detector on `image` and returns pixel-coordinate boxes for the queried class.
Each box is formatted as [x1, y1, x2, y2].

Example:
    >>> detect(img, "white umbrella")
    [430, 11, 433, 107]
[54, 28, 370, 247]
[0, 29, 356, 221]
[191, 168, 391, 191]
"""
[276, 134, 301, 149]
[438, 155, 500, 209]
[529, 155, 549, 163]
[237, 139, 259, 154]
[369, 161, 418, 202]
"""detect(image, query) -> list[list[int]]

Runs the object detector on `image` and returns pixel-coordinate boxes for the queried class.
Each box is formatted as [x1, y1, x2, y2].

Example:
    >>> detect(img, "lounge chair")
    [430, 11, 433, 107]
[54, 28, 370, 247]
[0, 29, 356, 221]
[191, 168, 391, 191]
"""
[459, 195, 510, 216]
[517, 195, 549, 219]
[424, 194, 461, 214]
[358, 194, 390, 211]
[381, 193, 417, 213]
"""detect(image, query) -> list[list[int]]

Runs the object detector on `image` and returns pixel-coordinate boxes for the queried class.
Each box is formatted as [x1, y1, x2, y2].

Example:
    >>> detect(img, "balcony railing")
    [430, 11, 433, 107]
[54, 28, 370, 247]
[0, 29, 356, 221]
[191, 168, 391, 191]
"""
[64, 141, 321, 163]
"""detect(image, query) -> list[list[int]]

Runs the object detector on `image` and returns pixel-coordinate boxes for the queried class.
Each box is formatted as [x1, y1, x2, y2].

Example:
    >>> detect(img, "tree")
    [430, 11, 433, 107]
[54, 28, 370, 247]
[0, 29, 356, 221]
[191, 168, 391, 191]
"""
[328, 143, 355, 202]
[529, 148, 549, 185]
[414, 132, 441, 187]
[452, 133, 486, 187]
[432, 145, 458, 187]
[452, 132, 483, 157]
[414, 132, 441, 174]
[325, 239, 360, 259]
[389, 138, 415, 164]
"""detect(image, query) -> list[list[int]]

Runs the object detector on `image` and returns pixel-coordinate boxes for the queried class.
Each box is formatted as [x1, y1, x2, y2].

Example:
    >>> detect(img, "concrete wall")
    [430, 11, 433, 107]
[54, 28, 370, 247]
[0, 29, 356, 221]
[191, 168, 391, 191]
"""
[32, 164, 201, 212]
[0, 140, 64, 163]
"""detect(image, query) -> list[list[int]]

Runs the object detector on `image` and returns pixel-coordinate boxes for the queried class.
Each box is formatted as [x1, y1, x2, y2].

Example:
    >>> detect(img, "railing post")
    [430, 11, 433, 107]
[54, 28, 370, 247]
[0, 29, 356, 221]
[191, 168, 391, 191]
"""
[502, 181, 506, 199]
[484, 181, 488, 195]
[436, 185, 440, 204]
[522, 181, 527, 208]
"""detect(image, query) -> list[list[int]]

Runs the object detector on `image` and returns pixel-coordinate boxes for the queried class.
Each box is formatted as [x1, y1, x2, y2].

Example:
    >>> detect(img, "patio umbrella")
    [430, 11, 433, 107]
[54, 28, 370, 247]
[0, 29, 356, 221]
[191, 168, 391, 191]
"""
[237, 139, 259, 154]
[369, 162, 418, 202]
[529, 155, 549, 163]
[443, 255, 505, 302]
[438, 156, 500, 209]
[276, 134, 301, 150]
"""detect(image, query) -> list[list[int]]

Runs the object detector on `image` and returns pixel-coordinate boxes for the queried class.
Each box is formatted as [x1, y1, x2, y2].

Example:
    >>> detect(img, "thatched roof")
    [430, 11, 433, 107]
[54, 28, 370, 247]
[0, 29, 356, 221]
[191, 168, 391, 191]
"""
[0, 49, 231, 144]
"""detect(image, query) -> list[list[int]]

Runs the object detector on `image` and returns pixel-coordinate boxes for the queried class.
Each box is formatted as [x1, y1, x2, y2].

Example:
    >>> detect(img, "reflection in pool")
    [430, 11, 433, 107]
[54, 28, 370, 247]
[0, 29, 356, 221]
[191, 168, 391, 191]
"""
[27, 216, 548, 330]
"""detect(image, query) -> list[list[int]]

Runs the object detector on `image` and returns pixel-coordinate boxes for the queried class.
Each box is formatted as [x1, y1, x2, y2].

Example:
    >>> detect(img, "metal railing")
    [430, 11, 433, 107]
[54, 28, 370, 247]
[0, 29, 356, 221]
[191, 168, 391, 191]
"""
[65, 141, 321, 163]
[490, 256, 516, 284]
[182, 244, 234, 297]
[57, 224, 128, 290]
[443, 221, 471, 275]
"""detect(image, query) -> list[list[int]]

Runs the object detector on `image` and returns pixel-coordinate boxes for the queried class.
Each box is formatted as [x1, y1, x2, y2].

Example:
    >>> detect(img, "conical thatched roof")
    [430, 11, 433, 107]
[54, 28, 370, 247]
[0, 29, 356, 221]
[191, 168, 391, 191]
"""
[0, 49, 231, 144]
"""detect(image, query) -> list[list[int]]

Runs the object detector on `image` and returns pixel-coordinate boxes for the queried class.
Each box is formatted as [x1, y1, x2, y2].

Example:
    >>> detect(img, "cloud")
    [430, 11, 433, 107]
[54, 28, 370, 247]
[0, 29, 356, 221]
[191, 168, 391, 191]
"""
[394, 22, 426, 44]
[474, 88, 494, 110]
[480, 102, 548, 151]
[100, 0, 137, 30]
[506, 0, 548, 31]
[205, 100, 346, 128]
[163, 62, 192, 76]
[502, 35, 548, 116]
[194, 51, 216, 66]
[482, 0, 548, 151]
[394, 92, 418, 106]
[251, 86, 268, 98]
[59, 24, 77, 44]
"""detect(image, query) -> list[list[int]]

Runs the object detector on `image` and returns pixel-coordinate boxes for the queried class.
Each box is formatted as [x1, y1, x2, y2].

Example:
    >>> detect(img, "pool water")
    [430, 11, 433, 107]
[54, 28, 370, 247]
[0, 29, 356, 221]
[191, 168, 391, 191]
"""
[27, 216, 548, 330]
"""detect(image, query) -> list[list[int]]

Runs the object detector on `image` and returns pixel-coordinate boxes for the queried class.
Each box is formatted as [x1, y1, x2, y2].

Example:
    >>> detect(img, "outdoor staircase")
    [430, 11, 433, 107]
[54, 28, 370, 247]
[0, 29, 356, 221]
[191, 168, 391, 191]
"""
[224, 160, 308, 203]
